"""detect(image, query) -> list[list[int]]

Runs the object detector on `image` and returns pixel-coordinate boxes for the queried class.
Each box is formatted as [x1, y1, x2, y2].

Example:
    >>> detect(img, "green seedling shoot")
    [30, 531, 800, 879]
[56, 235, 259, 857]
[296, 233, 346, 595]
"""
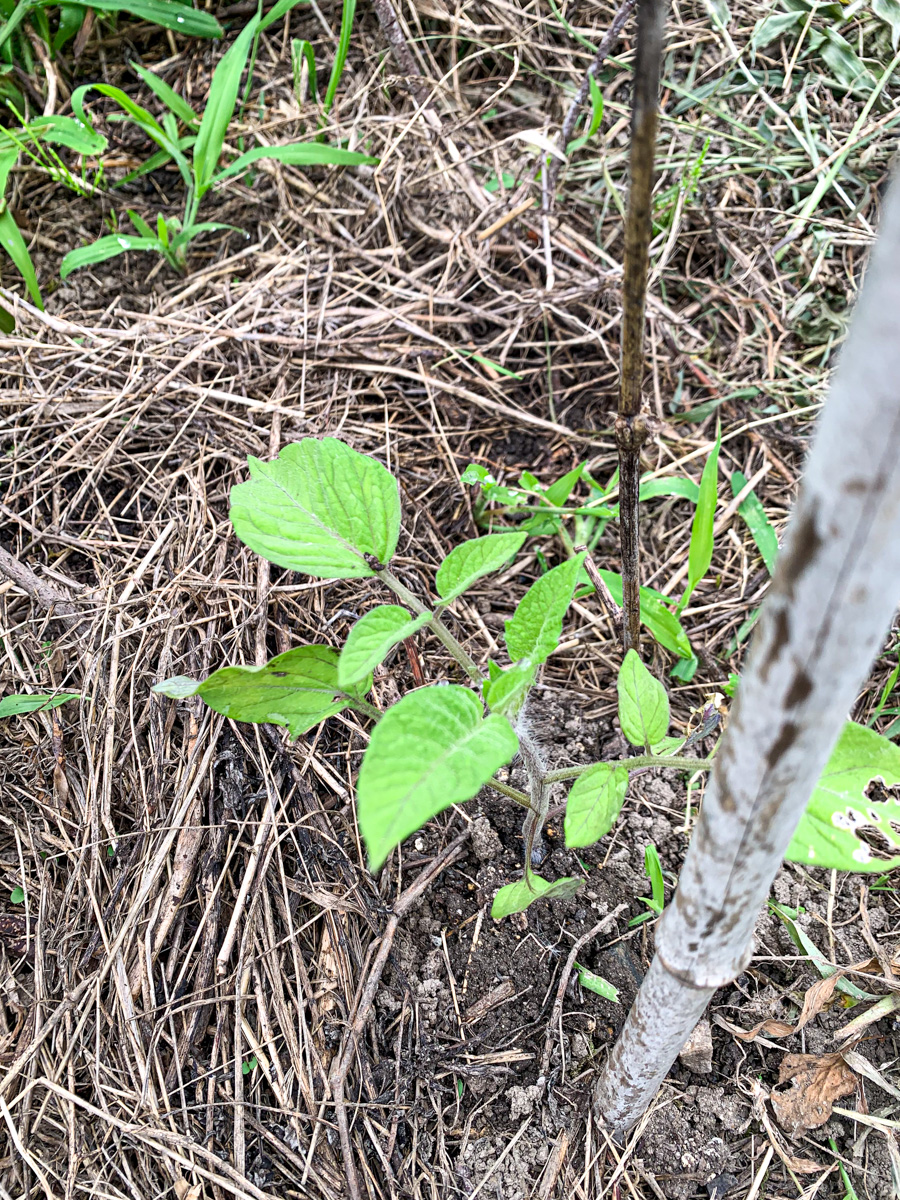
[629, 845, 666, 926]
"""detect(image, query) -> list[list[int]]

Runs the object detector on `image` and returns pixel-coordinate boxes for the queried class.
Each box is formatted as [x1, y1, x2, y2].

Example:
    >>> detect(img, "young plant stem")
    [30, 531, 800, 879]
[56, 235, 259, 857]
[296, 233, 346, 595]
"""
[616, 0, 666, 655]
[593, 176, 900, 1138]
[544, 754, 712, 783]
[519, 733, 550, 866]
[379, 568, 482, 682]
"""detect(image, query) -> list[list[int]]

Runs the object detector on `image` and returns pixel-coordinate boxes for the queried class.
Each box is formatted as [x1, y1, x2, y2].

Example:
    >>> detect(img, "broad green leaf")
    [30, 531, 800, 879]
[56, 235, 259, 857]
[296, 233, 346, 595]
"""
[152, 675, 200, 699]
[229, 438, 400, 579]
[589, 569, 692, 659]
[617, 649, 669, 748]
[52, 3, 86, 53]
[213, 141, 378, 183]
[543, 462, 584, 508]
[0, 208, 42, 307]
[194, 14, 260, 192]
[357, 685, 517, 869]
[0, 692, 80, 717]
[809, 28, 876, 92]
[504, 554, 584, 665]
[873, 0, 900, 49]
[681, 432, 720, 611]
[9, 886, 24, 904]
[651, 735, 686, 756]
[750, 9, 803, 49]
[731, 471, 778, 575]
[155, 645, 367, 737]
[130, 60, 199, 127]
[564, 763, 629, 848]
[338, 605, 429, 688]
[81, 0, 223, 37]
[436, 531, 526, 602]
[483, 661, 536, 718]
[491, 872, 582, 918]
[786, 722, 900, 872]
[574, 963, 619, 1002]
[60, 235, 160, 279]
[670, 653, 699, 682]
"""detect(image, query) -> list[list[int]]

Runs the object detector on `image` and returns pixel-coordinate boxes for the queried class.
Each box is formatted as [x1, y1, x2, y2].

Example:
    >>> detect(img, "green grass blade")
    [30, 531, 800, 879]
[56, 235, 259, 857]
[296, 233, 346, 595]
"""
[292, 38, 317, 99]
[0, 0, 32, 56]
[194, 14, 260, 194]
[76, 0, 223, 37]
[679, 430, 721, 612]
[730, 470, 778, 575]
[130, 60, 198, 127]
[0, 209, 42, 307]
[322, 0, 356, 118]
[60, 234, 160, 279]
[213, 140, 376, 182]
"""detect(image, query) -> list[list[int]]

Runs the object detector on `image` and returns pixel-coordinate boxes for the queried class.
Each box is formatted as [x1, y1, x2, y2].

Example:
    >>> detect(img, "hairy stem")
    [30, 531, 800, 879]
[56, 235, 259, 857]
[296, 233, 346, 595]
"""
[544, 754, 712, 783]
[616, 0, 667, 654]
[379, 568, 482, 682]
[518, 732, 550, 865]
[486, 777, 532, 809]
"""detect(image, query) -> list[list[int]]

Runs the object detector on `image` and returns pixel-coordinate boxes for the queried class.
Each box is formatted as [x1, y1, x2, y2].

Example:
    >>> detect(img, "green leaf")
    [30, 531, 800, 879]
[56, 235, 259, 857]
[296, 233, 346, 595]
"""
[504, 554, 584, 665]
[82, 0, 223, 36]
[589, 569, 692, 659]
[291, 38, 318, 99]
[130, 60, 199, 127]
[338, 606, 429, 688]
[322, 0, 356, 116]
[873, 0, 900, 49]
[483, 661, 536, 718]
[810, 28, 876, 92]
[60, 235, 160, 279]
[27, 114, 107, 155]
[0, 692, 80, 717]
[436, 531, 526, 602]
[638, 477, 699, 504]
[151, 675, 201, 699]
[9, 886, 24, 904]
[357, 686, 518, 869]
[574, 963, 619, 1002]
[567, 75, 604, 152]
[651, 735, 686, 756]
[229, 438, 401, 579]
[786, 722, 900, 872]
[543, 462, 585, 508]
[164, 645, 367, 737]
[564, 763, 629, 848]
[0, 207, 42, 307]
[617, 649, 669, 748]
[670, 653, 698, 682]
[681, 432, 720, 611]
[491, 872, 582, 918]
[770, 902, 877, 1000]
[52, 3, 86, 53]
[214, 141, 378, 183]
[731, 471, 778, 575]
[194, 14, 260, 193]
[0, 303, 14, 334]
[750, 9, 803, 49]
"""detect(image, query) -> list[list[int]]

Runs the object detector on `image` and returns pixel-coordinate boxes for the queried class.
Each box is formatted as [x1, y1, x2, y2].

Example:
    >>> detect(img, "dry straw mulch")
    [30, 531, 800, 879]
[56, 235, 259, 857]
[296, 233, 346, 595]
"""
[0, 0, 898, 1196]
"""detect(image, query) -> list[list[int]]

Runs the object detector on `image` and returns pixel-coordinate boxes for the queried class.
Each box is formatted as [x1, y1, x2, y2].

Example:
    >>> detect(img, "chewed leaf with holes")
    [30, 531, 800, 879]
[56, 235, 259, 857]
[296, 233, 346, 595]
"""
[153, 646, 370, 737]
[230, 438, 401, 578]
[786, 722, 900, 872]
[358, 686, 518, 869]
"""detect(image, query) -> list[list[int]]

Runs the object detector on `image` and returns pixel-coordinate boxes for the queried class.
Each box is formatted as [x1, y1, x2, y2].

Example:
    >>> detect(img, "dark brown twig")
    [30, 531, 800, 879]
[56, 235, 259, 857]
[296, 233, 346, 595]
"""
[545, 0, 637, 201]
[0, 546, 86, 630]
[616, 0, 667, 654]
[574, 544, 625, 627]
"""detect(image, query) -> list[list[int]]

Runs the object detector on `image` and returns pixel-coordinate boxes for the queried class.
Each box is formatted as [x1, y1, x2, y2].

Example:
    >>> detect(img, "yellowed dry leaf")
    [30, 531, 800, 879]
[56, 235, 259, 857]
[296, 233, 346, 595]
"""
[173, 1179, 201, 1200]
[720, 971, 846, 1042]
[771, 1053, 857, 1137]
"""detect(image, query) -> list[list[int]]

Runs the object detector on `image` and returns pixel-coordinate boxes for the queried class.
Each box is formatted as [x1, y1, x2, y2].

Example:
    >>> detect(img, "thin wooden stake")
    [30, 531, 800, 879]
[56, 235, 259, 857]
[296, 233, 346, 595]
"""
[616, 0, 666, 654]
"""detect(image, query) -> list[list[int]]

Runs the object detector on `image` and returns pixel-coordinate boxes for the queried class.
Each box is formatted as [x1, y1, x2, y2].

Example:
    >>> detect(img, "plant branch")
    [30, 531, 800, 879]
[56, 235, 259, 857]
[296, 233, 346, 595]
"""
[544, 755, 712, 783]
[379, 568, 482, 682]
[486, 777, 532, 809]
[575, 543, 624, 626]
[545, 0, 637, 200]
[616, 0, 666, 654]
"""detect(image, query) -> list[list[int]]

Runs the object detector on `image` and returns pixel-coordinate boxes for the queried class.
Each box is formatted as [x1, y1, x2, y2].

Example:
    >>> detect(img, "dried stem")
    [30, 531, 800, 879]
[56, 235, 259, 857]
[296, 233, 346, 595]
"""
[616, 0, 667, 654]
[594, 175, 900, 1138]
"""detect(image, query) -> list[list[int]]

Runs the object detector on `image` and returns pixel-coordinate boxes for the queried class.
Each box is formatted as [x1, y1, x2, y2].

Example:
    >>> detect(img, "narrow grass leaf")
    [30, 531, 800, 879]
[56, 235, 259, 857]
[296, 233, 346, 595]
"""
[681, 431, 720, 610]
[130, 61, 198, 127]
[357, 686, 518, 869]
[617, 649, 670, 748]
[544, 461, 584, 507]
[436, 531, 526, 602]
[322, 0, 356, 117]
[85, 0, 223, 37]
[0, 692, 80, 717]
[214, 141, 377, 182]
[338, 606, 429, 688]
[60, 235, 160, 279]
[731, 470, 779, 574]
[230, 438, 400, 578]
[590, 569, 692, 659]
[564, 763, 629, 847]
[575, 963, 619, 1001]
[194, 14, 260, 192]
[0, 209, 42, 306]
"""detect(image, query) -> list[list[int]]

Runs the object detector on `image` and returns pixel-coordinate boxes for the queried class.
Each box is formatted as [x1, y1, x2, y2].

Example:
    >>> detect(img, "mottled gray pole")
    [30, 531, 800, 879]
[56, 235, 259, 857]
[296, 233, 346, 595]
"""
[594, 177, 900, 1136]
